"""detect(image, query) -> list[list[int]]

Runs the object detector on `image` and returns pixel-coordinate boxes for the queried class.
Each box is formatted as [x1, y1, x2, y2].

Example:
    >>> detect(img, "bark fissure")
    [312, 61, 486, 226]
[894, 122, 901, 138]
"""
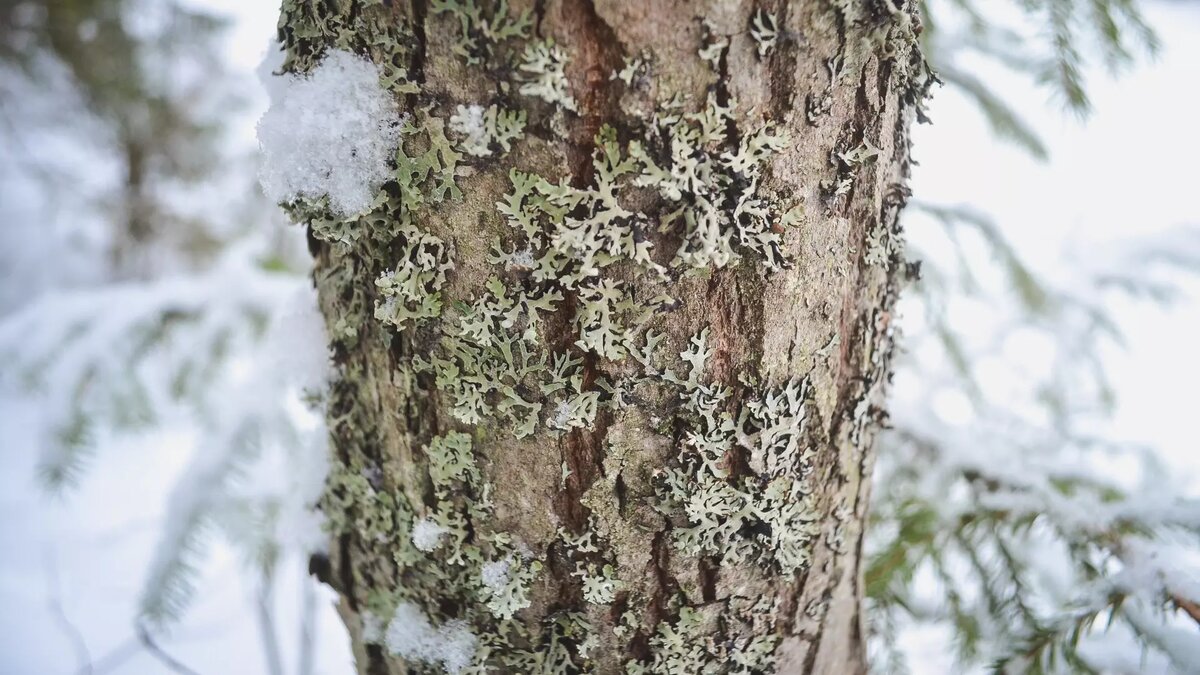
[408, 0, 428, 85]
[765, 0, 802, 120]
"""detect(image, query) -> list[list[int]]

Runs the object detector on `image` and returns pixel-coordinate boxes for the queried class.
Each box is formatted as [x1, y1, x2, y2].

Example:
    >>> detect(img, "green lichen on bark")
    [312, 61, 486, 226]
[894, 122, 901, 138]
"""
[431, 0, 532, 65]
[628, 595, 781, 674]
[449, 104, 527, 157]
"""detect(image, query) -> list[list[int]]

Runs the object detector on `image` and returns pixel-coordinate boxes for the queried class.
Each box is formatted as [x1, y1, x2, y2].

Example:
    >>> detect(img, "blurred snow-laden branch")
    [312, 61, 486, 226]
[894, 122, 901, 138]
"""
[920, 0, 1158, 159]
[866, 2, 1200, 673]
[0, 0, 333, 667]
[1, 242, 300, 487]
[870, 207, 1200, 672]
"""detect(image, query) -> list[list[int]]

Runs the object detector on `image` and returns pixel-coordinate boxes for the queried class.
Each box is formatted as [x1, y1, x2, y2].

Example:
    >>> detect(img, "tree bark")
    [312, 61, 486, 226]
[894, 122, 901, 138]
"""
[278, 1, 927, 672]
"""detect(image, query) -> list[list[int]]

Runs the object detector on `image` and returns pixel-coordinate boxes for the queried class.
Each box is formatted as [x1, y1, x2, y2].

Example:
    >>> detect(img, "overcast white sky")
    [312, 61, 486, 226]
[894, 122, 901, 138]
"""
[1, 1, 1197, 673]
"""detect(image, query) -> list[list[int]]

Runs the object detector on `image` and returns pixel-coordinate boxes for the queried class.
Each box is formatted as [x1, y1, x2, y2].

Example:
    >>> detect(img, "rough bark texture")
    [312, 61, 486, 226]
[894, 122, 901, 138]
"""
[278, 1, 927, 673]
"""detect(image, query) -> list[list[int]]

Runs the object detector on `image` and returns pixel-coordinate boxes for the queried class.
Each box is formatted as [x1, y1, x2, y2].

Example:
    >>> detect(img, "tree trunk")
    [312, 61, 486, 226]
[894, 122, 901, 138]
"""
[277, 1, 927, 672]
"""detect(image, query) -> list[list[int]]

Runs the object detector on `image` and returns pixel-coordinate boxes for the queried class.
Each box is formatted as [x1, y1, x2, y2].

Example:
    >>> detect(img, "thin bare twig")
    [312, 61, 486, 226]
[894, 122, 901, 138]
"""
[45, 547, 93, 675]
[256, 566, 285, 675]
[85, 637, 141, 675]
[1170, 594, 1200, 628]
[136, 622, 201, 675]
[298, 565, 317, 675]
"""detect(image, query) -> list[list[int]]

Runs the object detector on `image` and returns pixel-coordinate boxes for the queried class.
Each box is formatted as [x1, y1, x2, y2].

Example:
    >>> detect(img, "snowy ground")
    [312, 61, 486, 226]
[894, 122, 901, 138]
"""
[1, 1, 1197, 673]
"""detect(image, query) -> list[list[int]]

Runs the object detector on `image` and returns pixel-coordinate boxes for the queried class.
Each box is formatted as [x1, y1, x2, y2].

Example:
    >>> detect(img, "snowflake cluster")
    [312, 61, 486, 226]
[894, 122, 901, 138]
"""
[386, 602, 478, 674]
[411, 517, 449, 552]
[257, 50, 403, 216]
[480, 552, 541, 619]
[449, 103, 527, 157]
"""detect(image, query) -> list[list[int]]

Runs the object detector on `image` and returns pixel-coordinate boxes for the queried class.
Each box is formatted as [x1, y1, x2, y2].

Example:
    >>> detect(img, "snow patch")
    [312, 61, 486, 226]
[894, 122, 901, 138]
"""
[411, 517, 448, 552]
[385, 602, 477, 674]
[550, 400, 571, 430]
[505, 248, 535, 271]
[361, 610, 386, 644]
[257, 49, 402, 216]
[480, 556, 512, 591]
[448, 104, 489, 157]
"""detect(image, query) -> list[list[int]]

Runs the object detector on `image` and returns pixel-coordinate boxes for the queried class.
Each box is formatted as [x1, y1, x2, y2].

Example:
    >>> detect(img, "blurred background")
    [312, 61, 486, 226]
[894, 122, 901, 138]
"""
[0, 1, 1197, 673]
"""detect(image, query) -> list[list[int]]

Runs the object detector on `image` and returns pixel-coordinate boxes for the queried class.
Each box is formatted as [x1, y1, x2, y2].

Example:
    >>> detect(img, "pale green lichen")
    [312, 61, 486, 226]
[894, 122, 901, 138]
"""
[484, 103, 792, 367]
[427, 431, 481, 488]
[558, 523, 602, 554]
[491, 127, 675, 362]
[431, 0, 532, 65]
[697, 26, 728, 71]
[612, 608, 640, 641]
[448, 103, 526, 158]
[864, 223, 900, 268]
[612, 53, 648, 86]
[823, 137, 881, 200]
[750, 9, 779, 58]
[573, 279, 667, 361]
[394, 112, 465, 208]
[628, 606, 712, 674]
[629, 96, 791, 269]
[518, 38, 578, 112]
[548, 391, 600, 432]
[864, 187, 905, 270]
[557, 521, 622, 607]
[279, 4, 633, 671]
[504, 132, 667, 286]
[414, 278, 563, 437]
[351, 430, 600, 672]
[575, 563, 620, 605]
[627, 596, 780, 674]
[321, 463, 406, 544]
[480, 553, 542, 620]
[276, 0, 420, 79]
[653, 331, 821, 573]
[295, 109, 464, 266]
[283, 7, 844, 669]
[497, 611, 594, 672]
[373, 222, 453, 328]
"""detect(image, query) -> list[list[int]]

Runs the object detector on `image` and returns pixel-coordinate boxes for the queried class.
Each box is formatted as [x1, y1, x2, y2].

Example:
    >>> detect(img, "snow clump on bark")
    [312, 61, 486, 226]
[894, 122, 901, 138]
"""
[257, 49, 402, 216]
[480, 556, 512, 591]
[411, 517, 449, 552]
[385, 602, 477, 674]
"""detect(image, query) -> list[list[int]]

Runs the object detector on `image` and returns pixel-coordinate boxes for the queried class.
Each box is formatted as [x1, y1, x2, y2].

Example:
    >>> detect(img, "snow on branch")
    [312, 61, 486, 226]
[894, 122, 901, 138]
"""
[0, 238, 334, 624]
[870, 208, 1200, 672]
[0, 241, 297, 487]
